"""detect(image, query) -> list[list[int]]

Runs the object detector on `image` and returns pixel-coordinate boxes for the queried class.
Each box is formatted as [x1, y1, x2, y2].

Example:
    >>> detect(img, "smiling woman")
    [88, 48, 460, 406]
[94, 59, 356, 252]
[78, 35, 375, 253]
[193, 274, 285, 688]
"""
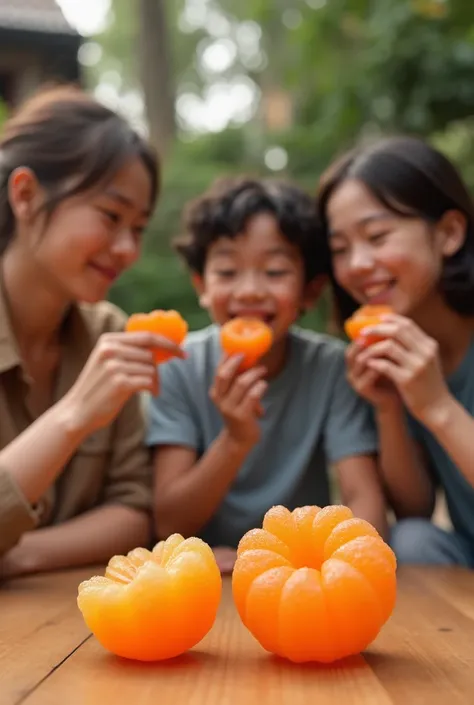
[0, 84, 185, 579]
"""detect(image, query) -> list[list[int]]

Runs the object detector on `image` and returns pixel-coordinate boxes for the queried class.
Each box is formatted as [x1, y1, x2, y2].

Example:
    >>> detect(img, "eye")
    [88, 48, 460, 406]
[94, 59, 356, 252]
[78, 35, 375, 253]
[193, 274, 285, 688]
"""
[216, 269, 236, 278]
[368, 231, 389, 244]
[329, 245, 348, 256]
[99, 208, 120, 225]
[266, 269, 291, 277]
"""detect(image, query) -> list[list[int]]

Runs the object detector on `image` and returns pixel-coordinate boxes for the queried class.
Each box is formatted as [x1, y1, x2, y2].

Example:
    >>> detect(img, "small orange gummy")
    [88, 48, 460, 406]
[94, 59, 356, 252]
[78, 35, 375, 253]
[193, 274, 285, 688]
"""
[126, 309, 188, 363]
[220, 318, 273, 370]
[232, 505, 397, 663]
[344, 305, 393, 346]
[77, 535, 222, 661]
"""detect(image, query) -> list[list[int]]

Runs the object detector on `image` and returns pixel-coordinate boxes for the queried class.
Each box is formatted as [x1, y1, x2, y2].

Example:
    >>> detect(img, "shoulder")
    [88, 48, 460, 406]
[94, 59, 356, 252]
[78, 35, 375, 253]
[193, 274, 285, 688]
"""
[75, 300, 128, 341]
[183, 324, 219, 351]
[289, 326, 347, 366]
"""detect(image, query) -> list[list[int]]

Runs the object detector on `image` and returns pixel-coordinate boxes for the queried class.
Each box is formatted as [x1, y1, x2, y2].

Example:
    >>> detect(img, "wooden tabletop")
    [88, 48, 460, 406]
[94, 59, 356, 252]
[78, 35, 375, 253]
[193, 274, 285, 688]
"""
[1, 565, 473, 705]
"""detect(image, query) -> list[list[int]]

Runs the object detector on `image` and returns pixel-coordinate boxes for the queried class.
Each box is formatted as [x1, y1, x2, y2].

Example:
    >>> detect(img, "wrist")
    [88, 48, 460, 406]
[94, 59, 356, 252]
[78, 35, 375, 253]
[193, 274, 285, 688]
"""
[375, 397, 404, 419]
[417, 393, 459, 433]
[53, 397, 92, 444]
[219, 429, 256, 457]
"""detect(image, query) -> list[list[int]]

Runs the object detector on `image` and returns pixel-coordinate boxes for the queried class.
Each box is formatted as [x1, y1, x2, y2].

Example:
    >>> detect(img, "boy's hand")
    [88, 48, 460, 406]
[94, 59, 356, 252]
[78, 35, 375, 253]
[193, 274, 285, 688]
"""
[210, 354, 267, 448]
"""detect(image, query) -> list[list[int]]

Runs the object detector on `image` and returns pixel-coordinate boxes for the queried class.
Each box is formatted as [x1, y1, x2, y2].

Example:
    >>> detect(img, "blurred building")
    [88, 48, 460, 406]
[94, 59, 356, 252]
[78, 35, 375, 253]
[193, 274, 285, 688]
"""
[0, 0, 81, 109]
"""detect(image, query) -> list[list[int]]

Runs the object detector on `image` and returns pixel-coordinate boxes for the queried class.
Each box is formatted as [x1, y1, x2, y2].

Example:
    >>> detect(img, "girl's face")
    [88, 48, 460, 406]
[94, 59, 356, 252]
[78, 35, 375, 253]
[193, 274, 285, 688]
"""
[325, 178, 464, 318]
[10, 156, 152, 304]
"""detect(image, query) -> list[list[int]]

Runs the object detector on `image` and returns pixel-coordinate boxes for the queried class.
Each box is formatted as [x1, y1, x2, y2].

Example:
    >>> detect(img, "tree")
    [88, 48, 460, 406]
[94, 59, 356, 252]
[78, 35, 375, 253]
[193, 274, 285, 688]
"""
[138, 0, 176, 154]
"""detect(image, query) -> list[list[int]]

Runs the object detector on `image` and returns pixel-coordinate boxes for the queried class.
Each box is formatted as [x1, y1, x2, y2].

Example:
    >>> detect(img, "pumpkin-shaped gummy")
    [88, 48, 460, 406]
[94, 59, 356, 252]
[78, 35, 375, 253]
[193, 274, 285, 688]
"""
[232, 505, 397, 663]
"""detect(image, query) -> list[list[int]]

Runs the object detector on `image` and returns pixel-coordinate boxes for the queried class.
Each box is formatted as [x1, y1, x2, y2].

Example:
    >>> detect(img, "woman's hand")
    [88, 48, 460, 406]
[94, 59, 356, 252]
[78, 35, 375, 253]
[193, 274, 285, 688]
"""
[64, 331, 186, 435]
[356, 313, 452, 423]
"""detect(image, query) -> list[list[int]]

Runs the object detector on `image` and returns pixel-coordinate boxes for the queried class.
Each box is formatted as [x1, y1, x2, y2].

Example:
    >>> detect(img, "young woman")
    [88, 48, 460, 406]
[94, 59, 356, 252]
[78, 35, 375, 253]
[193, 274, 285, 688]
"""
[317, 135, 474, 567]
[0, 85, 184, 578]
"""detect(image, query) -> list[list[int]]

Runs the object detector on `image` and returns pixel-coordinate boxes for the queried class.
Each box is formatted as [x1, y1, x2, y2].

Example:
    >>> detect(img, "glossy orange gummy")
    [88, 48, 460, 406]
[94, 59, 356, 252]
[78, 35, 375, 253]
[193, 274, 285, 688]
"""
[77, 534, 222, 661]
[232, 505, 397, 663]
[126, 309, 188, 363]
[220, 317, 273, 370]
[344, 305, 393, 346]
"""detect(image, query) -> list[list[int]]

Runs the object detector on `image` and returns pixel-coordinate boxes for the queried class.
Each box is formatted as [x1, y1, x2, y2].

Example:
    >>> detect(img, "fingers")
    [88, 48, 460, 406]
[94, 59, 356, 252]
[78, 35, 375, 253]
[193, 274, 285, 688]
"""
[224, 367, 267, 409]
[361, 314, 434, 354]
[102, 357, 159, 395]
[357, 337, 414, 369]
[101, 331, 187, 360]
[213, 354, 244, 398]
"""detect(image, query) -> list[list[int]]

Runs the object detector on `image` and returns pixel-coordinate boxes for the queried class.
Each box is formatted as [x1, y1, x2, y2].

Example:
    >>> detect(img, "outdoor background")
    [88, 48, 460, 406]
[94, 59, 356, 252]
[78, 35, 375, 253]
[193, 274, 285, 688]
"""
[5, 0, 474, 334]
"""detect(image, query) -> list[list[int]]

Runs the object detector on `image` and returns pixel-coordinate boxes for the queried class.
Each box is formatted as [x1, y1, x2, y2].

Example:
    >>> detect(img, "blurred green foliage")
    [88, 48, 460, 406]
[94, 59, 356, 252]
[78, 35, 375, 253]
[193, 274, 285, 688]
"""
[95, 0, 474, 332]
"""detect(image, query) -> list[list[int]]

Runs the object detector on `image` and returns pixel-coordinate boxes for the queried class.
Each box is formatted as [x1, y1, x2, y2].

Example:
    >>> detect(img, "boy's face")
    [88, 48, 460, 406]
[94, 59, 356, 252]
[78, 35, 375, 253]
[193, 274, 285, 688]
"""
[195, 213, 316, 343]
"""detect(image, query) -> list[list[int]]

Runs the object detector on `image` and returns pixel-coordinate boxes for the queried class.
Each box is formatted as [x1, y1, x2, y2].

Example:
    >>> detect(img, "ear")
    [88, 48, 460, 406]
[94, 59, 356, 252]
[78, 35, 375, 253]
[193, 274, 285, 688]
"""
[8, 167, 42, 222]
[437, 210, 467, 258]
[301, 274, 328, 312]
[191, 273, 211, 309]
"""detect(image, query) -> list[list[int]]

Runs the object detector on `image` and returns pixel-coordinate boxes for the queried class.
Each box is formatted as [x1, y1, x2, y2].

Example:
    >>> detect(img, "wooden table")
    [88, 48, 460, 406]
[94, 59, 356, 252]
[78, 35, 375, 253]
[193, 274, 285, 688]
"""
[1, 566, 474, 704]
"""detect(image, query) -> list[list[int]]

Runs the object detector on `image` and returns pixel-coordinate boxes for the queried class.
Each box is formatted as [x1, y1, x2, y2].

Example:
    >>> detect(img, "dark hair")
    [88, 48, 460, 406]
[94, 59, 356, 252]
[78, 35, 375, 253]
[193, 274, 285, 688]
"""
[317, 135, 474, 321]
[174, 176, 324, 282]
[0, 83, 159, 254]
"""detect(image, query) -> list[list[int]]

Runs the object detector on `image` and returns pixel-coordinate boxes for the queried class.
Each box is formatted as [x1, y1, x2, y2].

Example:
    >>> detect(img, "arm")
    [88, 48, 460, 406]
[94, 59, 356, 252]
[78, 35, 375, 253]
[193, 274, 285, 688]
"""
[0, 400, 90, 556]
[0, 504, 150, 579]
[324, 343, 388, 535]
[359, 315, 474, 491]
[0, 399, 87, 507]
[153, 434, 252, 539]
[1, 390, 154, 575]
[375, 403, 436, 518]
[148, 353, 266, 539]
[0, 329, 180, 556]
[335, 455, 389, 539]
[420, 395, 474, 489]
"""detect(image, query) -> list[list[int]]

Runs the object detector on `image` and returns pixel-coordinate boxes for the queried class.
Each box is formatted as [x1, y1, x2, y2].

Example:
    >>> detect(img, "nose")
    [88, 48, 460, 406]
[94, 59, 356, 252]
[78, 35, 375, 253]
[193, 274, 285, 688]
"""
[234, 271, 265, 301]
[348, 243, 375, 275]
[111, 227, 139, 264]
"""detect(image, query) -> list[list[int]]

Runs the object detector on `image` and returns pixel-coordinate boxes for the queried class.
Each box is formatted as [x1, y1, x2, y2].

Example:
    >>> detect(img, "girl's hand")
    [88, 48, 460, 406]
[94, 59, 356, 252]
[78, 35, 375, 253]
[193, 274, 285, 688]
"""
[345, 342, 401, 411]
[64, 331, 186, 435]
[356, 314, 451, 423]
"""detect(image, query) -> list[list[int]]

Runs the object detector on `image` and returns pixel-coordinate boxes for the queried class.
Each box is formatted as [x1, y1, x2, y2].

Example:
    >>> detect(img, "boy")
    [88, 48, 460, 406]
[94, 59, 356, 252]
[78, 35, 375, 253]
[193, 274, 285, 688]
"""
[146, 177, 387, 571]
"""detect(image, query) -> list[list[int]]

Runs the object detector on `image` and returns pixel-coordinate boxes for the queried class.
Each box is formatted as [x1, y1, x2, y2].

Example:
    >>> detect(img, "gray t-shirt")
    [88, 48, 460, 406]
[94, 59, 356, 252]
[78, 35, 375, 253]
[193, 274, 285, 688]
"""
[146, 324, 378, 547]
[408, 336, 474, 545]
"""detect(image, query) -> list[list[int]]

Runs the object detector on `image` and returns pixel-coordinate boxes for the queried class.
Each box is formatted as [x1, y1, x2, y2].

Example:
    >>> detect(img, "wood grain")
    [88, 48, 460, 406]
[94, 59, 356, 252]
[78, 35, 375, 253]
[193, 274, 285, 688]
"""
[1, 566, 474, 705]
[0, 568, 94, 705]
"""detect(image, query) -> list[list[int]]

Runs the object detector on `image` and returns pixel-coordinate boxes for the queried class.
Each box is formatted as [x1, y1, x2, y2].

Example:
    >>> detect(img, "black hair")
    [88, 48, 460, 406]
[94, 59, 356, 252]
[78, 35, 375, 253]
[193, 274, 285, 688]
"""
[0, 83, 159, 254]
[174, 176, 324, 282]
[317, 135, 474, 322]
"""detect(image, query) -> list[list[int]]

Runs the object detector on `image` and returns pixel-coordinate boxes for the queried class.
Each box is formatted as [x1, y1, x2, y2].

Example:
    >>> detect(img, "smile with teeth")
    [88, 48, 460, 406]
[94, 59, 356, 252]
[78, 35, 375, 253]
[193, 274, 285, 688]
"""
[363, 282, 394, 298]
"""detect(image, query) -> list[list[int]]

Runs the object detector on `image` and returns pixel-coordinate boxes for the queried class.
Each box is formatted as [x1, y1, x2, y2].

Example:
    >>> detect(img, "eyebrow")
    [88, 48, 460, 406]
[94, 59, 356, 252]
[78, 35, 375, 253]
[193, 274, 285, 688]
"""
[329, 213, 393, 237]
[210, 245, 296, 257]
[104, 188, 150, 218]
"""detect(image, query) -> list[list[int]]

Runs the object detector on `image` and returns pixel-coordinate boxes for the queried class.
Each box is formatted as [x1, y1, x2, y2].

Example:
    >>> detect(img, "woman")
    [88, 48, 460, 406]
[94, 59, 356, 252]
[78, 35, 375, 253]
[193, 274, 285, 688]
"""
[0, 85, 184, 577]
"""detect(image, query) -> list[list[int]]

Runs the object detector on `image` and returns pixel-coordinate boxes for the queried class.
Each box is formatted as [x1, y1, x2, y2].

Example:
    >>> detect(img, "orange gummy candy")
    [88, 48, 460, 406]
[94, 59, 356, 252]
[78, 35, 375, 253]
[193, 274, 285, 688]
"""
[232, 504, 397, 663]
[344, 305, 393, 346]
[77, 535, 222, 661]
[220, 317, 273, 370]
[126, 309, 188, 363]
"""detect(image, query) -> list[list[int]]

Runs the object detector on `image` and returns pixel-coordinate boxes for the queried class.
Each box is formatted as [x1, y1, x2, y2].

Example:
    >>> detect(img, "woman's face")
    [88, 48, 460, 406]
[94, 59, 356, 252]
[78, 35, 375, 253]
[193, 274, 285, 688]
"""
[11, 156, 152, 304]
[325, 178, 460, 317]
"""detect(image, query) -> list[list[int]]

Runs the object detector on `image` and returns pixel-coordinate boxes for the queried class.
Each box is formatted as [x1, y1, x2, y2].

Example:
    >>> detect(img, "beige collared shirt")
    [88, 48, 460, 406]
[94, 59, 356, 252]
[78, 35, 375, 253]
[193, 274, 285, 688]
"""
[0, 287, 152, 556]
